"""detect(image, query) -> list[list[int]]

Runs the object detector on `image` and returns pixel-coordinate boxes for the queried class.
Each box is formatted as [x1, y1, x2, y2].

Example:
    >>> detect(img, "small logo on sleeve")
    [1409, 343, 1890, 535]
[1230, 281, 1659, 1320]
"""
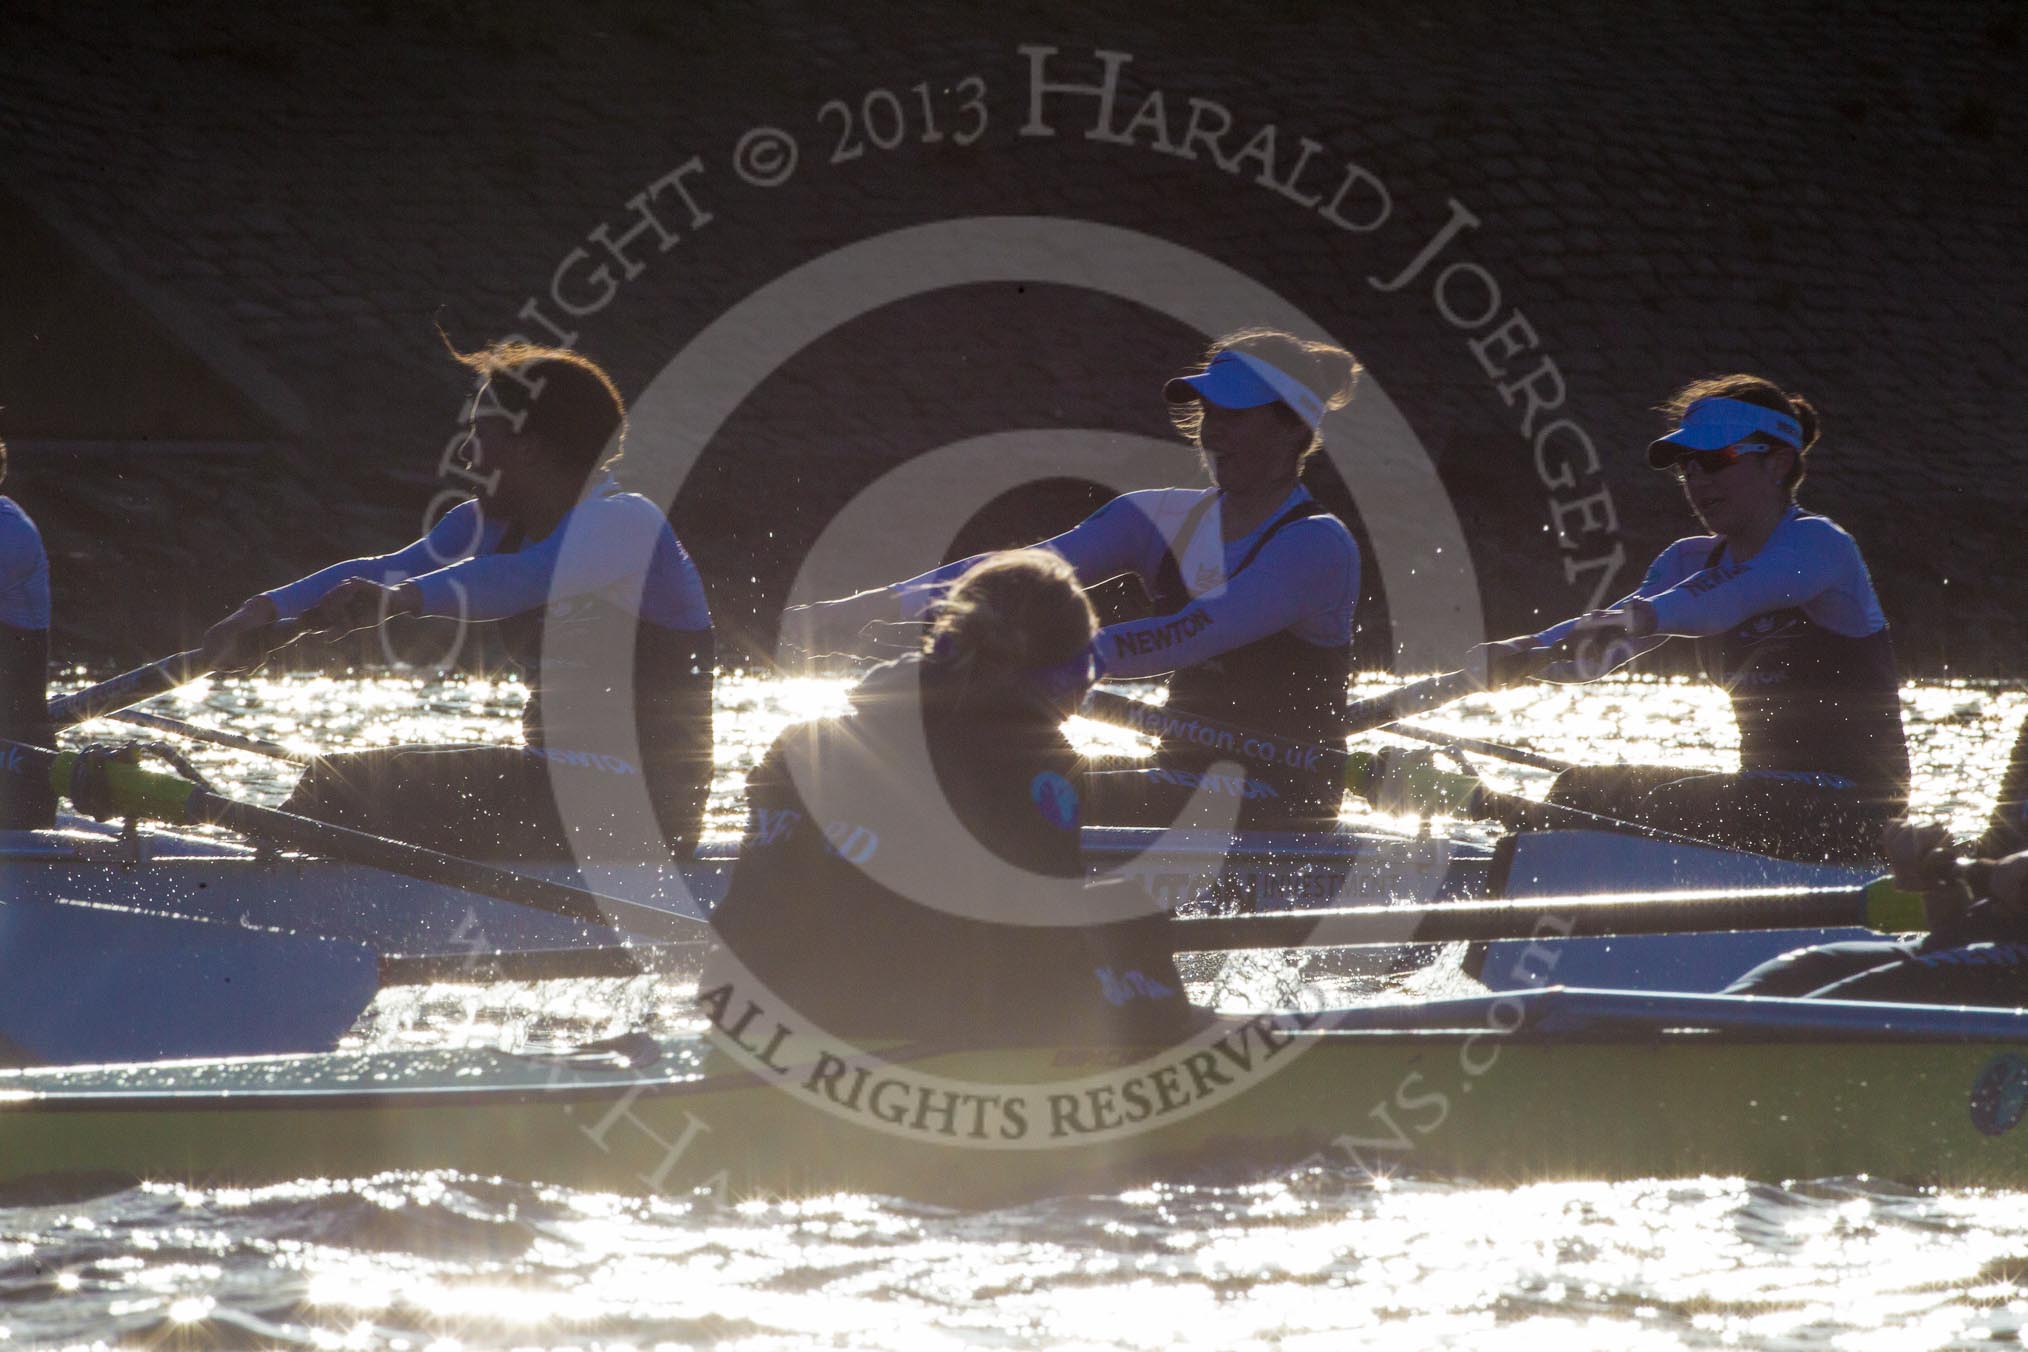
[1029, 770, 1081, 830]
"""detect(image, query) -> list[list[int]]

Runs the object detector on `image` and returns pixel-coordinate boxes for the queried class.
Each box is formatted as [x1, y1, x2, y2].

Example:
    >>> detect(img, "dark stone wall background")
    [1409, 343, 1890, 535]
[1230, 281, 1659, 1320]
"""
[1, 0, 2022, 674]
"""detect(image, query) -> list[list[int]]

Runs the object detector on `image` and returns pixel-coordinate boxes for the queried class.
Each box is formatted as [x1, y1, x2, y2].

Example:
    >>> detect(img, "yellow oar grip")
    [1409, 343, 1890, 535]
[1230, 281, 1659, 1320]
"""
[1344, 749, 1380, 800]
[48, 750, 202, 824]
[1860, 875, 1929, 933]
[1342, 750, 1482, 815]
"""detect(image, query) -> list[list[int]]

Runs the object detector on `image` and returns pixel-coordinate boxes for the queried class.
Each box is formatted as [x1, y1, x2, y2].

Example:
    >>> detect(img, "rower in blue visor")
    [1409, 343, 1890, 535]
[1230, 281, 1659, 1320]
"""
[1466, 374, 1910, 864]
[786, 328, 1364, 833]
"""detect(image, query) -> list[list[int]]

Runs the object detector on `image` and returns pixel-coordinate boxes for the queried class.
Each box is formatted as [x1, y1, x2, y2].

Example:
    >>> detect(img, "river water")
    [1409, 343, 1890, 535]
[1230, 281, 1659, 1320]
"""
[4, 672, 2025, 1349]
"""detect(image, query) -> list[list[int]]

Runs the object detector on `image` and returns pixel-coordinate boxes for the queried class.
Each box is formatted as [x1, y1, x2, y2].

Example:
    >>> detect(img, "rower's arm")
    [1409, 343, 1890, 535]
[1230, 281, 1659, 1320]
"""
[1095, 520, 1354, 679]
[891, 493, 1166, 621]
[1527, 540, 1701, 682]
[1642, 520, 1861, 637]
[0, 514, 41, 590]
[404, 495, 672, 622]
[264, 502, 484, 621]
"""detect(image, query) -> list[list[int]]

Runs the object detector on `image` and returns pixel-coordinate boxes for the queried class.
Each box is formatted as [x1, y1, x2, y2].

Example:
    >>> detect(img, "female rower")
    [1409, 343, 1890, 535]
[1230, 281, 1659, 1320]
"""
[1468, 375, 1910, 863]
[785, 327, 1363, 832]
[709, 549, 1198, 1044]
[201, 342, 715, 860]
[0, 437, 55, 828]
[1724, 821, 2028, 1004]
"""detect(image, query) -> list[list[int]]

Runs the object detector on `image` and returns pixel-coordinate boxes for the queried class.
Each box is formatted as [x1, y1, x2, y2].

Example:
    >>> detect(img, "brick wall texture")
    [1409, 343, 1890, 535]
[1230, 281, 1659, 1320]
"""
[1, 0, 2022, 673]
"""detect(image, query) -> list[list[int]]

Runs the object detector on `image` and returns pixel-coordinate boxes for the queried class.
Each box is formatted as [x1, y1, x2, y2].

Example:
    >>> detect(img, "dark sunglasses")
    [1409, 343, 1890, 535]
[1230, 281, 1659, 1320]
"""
[1670, 443, 1772, 478]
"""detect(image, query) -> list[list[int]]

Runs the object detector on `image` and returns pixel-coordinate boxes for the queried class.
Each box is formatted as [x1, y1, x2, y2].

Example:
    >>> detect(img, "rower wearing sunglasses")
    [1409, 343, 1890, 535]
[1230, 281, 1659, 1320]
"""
[1469, 376, 1910, 863]
[785, 328, 1362, 833]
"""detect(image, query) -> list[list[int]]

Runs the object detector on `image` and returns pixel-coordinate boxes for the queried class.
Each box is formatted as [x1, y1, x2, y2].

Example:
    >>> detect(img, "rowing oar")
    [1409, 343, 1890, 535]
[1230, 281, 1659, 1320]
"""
[1079, 687, 1720, 848]
[1, 739, 698, 943]
[1383, 723, 1573, 774]
[49, 623, 303, 730]
[47, 649, 213, 729]
[97, 708, 312, 764]
[1342, 669, 1482, 733]
[1165, 876, 1932, 951]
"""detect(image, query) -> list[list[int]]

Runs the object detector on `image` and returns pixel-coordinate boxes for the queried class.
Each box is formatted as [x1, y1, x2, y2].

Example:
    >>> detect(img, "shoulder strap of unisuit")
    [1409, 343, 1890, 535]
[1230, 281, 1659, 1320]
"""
[1167, 490, 1221, 562]
[1230, 499, 1329, 579]
[1149, 491, 1220, 605]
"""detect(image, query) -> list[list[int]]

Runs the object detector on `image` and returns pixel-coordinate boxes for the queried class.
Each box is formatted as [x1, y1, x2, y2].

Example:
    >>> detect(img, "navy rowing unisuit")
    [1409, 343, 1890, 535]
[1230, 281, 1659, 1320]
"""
[1537, 505, 1911, 806]
[893, 484, 1359, 827]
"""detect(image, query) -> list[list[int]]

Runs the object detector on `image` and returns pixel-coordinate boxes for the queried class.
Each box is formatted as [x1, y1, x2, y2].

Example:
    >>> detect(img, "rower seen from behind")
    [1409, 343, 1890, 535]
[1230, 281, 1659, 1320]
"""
[201, 342, 715, 861]
[709, 549, 1200, 1046]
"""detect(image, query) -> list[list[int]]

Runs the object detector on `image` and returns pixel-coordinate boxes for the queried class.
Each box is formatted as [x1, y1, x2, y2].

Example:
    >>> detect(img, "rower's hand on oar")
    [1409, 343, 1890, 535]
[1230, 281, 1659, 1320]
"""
[299, 579, 422, 638]
[1882, 819, 1977, 930]
[202, 595, 284, 674]
[1463, 637, 1552, 691]
[1562, 600, 1657, 680]
[1887, 819, 2028, 924]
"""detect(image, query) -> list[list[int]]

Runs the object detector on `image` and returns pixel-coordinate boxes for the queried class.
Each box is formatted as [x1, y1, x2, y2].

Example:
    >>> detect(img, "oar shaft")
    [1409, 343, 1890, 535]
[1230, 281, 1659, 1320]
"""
[1345, 670, 1481, 734]
[1082, 688, 1713, 849]
[1168, 883, 1885, 951]
[1474, 787, 1736, 851]
[190, 789, 687, 936]
[4, 739, 698, 943]
[103, 709, 312, 764]
[49, 623, 304, 730]
[48, 650, 209, 728]
[1387, 723, 1573, 773]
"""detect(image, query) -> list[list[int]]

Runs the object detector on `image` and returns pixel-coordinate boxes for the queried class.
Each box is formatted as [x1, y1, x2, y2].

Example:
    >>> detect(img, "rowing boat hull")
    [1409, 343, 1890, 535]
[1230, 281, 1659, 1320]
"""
[6, 991, 2027, 1203]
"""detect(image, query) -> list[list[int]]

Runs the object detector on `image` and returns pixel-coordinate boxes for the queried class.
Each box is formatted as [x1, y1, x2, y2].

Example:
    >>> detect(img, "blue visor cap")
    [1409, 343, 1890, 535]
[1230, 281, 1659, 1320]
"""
[1646, 396, 1803, 468]
[1164, 351, 1325, 430]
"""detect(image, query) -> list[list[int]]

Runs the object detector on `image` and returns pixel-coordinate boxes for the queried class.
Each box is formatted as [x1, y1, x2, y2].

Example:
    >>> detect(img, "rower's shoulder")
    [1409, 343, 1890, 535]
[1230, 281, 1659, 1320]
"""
[1778, 508, 1863, 552]
[1108, 486, 1208, 520]
[0, 497, 44, 561]
[0, 496, 39, 535]
[1272, 504, 1358, 557]
[1651, 531, 1719, 569]
[575, 489, 678, 532]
